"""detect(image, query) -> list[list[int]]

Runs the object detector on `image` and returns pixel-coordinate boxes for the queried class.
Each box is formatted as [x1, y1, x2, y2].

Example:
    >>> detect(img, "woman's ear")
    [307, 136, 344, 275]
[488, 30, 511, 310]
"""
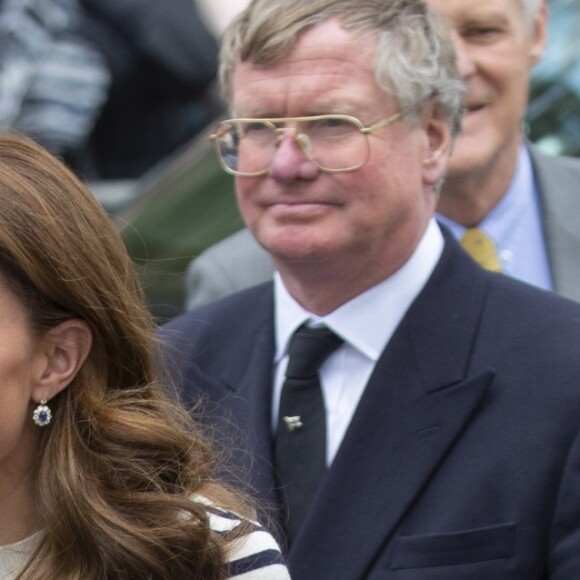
[32, 319, 93, 402]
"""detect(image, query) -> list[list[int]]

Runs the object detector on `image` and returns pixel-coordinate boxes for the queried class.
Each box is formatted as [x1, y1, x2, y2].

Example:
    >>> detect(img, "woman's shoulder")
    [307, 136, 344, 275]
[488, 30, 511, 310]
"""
[196, 497, 291, 579]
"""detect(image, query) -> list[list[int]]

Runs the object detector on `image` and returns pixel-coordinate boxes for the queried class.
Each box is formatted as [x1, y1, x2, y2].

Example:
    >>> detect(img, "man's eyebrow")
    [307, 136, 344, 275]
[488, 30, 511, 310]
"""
[304, 104, 361, 115]
[232, 103, 366, 118]
[231, 110, 275, 118]
[460, 10, 512, 28]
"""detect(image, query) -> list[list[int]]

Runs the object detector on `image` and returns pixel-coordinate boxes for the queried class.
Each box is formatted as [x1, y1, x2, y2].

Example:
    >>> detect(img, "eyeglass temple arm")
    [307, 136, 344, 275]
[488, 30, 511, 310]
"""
[361, 112, 402, 134]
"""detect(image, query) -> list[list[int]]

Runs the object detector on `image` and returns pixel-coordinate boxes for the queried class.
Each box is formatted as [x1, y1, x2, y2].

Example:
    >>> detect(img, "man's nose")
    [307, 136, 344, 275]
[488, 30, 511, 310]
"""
[452, 34, 476, 79]
[269, 134, 319, 183]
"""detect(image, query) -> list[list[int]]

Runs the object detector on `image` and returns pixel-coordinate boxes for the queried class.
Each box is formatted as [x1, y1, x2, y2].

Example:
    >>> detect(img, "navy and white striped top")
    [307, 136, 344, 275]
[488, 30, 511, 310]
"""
[0, 502, 290, 579]
[204, 502, 291, 579]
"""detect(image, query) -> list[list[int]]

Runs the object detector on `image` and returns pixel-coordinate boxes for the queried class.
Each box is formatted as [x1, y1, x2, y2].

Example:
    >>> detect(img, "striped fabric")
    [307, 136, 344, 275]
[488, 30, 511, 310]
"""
[204, 502, 291, 579]
[0, 503, 291, 579]
[0, 0, 110, 153]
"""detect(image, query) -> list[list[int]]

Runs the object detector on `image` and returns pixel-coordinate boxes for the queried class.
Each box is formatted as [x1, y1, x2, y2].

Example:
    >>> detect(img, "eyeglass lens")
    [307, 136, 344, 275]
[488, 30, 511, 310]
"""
[216, 117, 370, 175]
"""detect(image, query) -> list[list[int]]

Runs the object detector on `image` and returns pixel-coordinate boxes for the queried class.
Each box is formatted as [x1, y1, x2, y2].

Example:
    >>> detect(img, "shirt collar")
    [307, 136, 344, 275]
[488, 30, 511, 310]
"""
[274, 218, 444, 362]
[436, 145, 537, 242]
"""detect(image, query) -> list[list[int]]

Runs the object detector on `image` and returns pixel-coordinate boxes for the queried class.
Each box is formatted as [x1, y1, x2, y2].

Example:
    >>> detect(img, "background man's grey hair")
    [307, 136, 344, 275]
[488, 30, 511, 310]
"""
[522, 0, 544, 27]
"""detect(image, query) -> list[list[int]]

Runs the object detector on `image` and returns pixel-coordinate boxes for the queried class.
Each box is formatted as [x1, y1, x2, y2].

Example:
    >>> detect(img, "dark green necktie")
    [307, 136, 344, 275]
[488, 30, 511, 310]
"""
[274, 324, 343, 546]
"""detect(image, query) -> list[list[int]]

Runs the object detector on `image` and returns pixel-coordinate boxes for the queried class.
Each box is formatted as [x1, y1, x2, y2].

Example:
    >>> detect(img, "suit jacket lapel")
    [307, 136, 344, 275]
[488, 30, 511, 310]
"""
[231, 313, 280, 510]
[531, 146, 580, 302]
[182, 286, 281, 516]
[289, 238, 496, 579]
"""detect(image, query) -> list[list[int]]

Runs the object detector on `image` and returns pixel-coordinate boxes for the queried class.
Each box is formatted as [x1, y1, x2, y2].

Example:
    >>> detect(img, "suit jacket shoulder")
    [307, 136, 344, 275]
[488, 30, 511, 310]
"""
[530, 147, 580, 301]
[162, 282, 279, 512]
[164, 281, 273, 375]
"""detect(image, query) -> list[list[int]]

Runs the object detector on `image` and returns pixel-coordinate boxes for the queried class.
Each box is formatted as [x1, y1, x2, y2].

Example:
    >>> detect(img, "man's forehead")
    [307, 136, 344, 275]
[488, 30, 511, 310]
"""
[236, 18, 376, 70]
[231, 20, 381, 112]
[426, 0, 527, 23]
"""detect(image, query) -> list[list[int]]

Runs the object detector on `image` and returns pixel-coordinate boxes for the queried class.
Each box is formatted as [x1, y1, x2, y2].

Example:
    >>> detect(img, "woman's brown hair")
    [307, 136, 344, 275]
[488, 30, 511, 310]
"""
[0, 133, 244, 579]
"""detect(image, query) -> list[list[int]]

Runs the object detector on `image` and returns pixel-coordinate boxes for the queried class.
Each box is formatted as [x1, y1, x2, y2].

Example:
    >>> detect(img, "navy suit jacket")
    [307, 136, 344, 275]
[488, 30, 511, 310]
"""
[164, 234, 580, 579]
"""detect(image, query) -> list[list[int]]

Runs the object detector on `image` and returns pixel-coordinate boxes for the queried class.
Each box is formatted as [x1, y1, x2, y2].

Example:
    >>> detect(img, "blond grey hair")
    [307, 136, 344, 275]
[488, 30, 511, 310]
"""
[220, 0, 464, 136]
[521, 0, 543, 27]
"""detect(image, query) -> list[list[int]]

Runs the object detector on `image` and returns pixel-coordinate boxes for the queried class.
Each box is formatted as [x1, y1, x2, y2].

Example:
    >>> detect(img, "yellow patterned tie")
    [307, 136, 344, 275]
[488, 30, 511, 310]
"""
[460, 228, 502, 272]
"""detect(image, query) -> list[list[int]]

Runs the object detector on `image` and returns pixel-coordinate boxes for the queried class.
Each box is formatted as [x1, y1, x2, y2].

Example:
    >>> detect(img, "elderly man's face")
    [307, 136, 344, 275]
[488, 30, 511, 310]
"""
[231, 19, 449, 278]
[427, 0, 546, 179]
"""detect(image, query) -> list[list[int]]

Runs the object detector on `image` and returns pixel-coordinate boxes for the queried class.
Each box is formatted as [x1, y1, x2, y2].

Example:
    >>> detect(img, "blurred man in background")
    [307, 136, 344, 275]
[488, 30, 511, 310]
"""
[0, 0, 221, 181]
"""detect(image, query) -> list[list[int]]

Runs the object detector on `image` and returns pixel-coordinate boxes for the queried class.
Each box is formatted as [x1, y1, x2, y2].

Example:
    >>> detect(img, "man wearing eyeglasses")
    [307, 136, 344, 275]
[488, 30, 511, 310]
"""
[163, 0, 580, 578]
[184, 0, 580, 311]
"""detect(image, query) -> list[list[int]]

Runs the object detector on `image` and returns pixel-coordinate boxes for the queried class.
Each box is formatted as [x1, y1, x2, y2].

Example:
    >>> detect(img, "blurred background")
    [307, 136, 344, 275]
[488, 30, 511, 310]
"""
[2, 0, 579, 321]
[527, 0, 580, 157]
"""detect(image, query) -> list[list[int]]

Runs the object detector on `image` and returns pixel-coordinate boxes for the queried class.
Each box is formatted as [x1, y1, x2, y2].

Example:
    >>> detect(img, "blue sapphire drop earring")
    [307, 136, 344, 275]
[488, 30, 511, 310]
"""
[33, 399, 52, 427]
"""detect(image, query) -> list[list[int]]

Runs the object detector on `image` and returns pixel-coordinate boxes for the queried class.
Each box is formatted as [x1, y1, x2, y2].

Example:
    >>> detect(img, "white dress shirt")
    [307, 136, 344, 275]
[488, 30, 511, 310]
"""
[272, 219, 444, 465]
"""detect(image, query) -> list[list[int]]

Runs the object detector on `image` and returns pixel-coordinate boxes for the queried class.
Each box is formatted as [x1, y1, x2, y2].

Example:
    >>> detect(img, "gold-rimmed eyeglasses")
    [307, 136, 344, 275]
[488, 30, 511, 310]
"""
[210, 113, 402, 177]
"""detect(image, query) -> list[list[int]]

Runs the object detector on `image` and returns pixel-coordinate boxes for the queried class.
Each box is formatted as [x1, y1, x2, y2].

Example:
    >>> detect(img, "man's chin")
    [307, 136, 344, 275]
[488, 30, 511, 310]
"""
[447, 131, 498, 178]
[267, 239, 334, 267]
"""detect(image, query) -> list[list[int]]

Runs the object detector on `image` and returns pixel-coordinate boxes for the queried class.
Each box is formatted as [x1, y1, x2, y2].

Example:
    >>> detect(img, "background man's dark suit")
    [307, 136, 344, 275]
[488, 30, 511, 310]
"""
[164, 232, 580, 579]
[184, 148, 580, 309]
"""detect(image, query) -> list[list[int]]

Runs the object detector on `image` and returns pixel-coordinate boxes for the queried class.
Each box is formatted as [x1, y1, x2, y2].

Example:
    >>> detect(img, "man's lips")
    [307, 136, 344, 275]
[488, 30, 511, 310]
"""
[264, 200, 338, 217]
[263, 197, 338, 207]
[459, 104, 488, 130]
[268, 200, 329, 206]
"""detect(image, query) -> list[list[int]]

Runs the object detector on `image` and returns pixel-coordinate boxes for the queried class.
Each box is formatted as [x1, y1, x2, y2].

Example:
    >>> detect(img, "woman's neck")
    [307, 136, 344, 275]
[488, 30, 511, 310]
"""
[0, 472, 40, 546]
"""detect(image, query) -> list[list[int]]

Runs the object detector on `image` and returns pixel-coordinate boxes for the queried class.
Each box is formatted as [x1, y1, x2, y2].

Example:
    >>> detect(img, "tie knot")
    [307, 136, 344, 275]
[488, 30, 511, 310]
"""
[285, 325, 343, 379]
[460, 228, 502, 272]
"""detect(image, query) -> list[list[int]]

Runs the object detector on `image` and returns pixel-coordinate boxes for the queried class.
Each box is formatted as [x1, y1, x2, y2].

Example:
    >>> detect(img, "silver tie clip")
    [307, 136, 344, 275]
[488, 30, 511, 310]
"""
[283, 416, 303, 432]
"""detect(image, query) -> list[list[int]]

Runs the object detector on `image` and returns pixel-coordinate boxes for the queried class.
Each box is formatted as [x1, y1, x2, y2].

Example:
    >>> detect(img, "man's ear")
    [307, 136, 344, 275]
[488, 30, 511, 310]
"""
[528, 0, 548, 66]
[422, 108, 452, 188]
[32, 319, 93, 402]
